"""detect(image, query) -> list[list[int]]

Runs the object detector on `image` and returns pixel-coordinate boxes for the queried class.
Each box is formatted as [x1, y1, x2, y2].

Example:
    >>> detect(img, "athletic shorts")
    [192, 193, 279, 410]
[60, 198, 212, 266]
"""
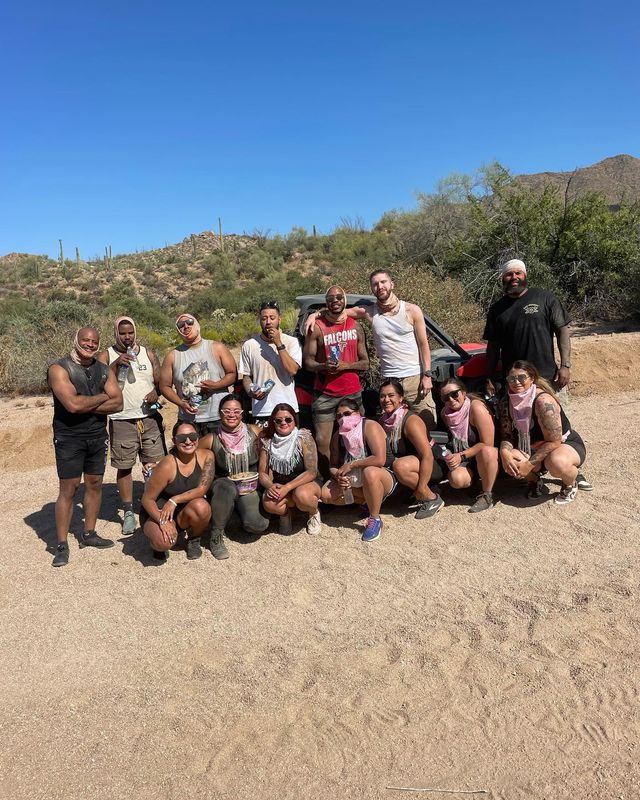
[54, 433, 108, 480]
[109, 415, 167, 469]
[312, 391, 363, 423]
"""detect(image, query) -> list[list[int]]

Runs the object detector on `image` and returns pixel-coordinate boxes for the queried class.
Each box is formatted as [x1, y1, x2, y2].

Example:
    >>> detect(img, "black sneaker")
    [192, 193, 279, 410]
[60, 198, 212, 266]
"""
[80, 531, 115, 549]
[186, 537, 202, 560]
[52, 542, 69, 567]
[152, 549, 168, 563]
[210, 530, 230, 560]
[576, 473, 594, 491]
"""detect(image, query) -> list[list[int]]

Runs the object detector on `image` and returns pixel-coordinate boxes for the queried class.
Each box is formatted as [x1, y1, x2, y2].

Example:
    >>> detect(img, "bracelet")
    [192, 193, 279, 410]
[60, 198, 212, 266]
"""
[167, 498, 177, 507]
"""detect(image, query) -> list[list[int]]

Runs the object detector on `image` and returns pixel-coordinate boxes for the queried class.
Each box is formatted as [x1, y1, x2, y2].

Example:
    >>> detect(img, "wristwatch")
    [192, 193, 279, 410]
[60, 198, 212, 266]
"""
[422, 370, 433, 378]
[560, 362, 571, 368]
[277, 344, 286, 352]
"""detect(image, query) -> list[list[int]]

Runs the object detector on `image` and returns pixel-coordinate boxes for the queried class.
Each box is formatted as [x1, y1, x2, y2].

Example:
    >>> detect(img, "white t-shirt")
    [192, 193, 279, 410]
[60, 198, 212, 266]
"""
[238, 333, 302, 416]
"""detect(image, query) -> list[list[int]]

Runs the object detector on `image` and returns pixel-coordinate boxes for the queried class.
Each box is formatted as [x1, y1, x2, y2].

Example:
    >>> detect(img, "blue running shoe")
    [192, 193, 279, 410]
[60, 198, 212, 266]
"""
[362, 516, 383, 542]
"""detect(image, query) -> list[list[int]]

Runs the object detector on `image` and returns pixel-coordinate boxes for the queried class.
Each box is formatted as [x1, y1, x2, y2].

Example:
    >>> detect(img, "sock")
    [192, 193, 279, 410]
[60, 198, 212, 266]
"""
[123, 502, 133, 513]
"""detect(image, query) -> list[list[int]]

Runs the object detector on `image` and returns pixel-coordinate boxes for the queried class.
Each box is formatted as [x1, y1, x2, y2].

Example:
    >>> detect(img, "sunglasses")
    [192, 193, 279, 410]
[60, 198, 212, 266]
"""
[175, 432, 199, 443]
[336, 410, 354, 419]
[176, 318, 195, 330]
[260, 300, 280, 311]
[274, 416, 294, 424]
[327, 294, 344, 302]
[221, 408, 242, 416]
[442, 389, 462, 401]
[506, 373, 531, 384]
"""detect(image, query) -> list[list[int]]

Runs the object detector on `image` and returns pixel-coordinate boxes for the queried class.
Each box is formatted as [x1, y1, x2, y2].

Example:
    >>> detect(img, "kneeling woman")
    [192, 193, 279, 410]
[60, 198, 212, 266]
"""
[199, 394, 269, 560]
[379, 380, 444, 519]
[258, 404, 322, 535]
[141, 421, 214, 561]
[321, 398, 395, 542]
[438, 378, 499, 512]
[500, 360, 586, 504]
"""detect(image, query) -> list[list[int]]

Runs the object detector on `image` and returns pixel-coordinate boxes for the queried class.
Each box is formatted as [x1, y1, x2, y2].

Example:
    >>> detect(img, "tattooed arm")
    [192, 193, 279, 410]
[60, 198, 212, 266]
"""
[528, 394, 563, 470]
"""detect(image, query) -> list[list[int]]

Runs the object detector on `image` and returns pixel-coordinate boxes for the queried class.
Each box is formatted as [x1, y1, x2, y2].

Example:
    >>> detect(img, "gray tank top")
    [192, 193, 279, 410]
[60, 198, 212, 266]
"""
[172, 339, 230, 422]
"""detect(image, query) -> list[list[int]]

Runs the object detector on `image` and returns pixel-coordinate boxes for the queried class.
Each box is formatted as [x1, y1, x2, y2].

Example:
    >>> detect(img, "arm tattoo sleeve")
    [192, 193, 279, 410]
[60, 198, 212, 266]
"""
[301, 431, 318, 474]
[199, 454, 215, 489]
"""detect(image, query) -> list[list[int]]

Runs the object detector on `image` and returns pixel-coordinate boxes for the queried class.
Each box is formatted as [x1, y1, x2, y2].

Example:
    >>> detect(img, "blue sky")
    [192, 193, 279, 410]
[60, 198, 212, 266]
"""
[1, 0, 638, 258]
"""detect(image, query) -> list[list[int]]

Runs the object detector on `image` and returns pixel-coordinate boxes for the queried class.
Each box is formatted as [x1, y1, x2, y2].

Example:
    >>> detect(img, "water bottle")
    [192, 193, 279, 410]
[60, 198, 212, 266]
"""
[261, 379, 275, 395]
[142, 463, 154, 482]
[117, 347, 136, 383]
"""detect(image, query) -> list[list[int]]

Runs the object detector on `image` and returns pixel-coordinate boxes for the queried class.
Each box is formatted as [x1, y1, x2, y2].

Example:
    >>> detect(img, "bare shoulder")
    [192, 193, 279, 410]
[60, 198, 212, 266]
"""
[96, 350, 110, 364]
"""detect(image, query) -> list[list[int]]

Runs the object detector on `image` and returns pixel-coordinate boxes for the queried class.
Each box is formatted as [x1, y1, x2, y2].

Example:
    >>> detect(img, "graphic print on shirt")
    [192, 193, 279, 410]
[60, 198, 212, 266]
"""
[182, 360, 209, 404]
[323, 328, 358, 361]
[523, 304, 540, 315]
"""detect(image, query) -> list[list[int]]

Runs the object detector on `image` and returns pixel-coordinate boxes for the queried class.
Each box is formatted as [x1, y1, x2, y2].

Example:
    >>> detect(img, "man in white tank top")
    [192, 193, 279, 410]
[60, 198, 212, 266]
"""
[369, 270, 436, 427]
[98, 316, 167, 535]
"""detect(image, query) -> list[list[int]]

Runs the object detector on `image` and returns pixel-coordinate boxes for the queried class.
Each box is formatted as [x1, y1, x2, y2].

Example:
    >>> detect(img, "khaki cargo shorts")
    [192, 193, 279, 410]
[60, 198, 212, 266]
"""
[387, 373, 436, 429]
[109, 415, 167, 469]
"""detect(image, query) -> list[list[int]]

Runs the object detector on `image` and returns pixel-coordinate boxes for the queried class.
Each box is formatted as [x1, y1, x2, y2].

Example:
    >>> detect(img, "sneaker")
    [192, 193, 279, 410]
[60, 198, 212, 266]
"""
[80, 531, 115, 549]
[122, 510, 136, 536]
[468, 491, 494, 513]
[278, 512, 293, 536]
[414, 495, 444, 520]
[576, 473, 594, 491]
[152, 549, 167, 563]
[555, 483, 578, 505]
[209, 530, 230, 560]
[526, 478, 544, 499]
[362, 516, 383, 542]
[52, 541, 69, 567]
[306, 510, 322, 535]
[186, 537, 202, 560]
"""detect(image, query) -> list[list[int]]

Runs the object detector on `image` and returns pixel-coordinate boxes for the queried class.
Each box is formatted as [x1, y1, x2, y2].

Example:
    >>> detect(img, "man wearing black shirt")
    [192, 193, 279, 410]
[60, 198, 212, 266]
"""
[483, 258, 592, 491]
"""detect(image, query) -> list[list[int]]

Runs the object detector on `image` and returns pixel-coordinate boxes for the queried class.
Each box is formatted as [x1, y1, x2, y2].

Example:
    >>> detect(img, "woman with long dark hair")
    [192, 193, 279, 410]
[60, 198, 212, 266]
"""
[258, 403, 322, 535]
[199, 394, 269, 558]
[499, 360, 586, 504]
[141, 421, 214, 561]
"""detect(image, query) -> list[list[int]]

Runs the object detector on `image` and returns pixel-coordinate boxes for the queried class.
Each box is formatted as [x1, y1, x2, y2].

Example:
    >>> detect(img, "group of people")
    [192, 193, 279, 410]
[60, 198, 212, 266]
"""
[46, 259, 592, 567]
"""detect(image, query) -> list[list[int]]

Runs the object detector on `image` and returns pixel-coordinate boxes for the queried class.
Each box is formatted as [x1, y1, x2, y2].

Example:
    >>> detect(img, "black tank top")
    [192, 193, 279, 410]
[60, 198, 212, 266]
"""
[51, 355, 109, 438]
[159, 456, 203, 503]
[339, 419, 394, 468]
[528, 391, 571, 443]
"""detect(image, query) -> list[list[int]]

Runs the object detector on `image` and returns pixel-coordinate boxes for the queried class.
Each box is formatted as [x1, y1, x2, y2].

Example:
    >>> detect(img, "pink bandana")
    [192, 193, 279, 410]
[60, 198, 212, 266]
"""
[338, 414, 366, 459]
[218, 422, 247, 455]
[381, 404, 408, 453]
[508, 382, 537, 455]
[441, 396, 471, 451]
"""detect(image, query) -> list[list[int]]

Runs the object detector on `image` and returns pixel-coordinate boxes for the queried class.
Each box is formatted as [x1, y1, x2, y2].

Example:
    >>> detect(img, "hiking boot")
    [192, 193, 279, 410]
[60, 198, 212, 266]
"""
[52, 542, 69, 567]
[80, 531, 115, 549]
[415, 494, 444, 520]
[306, 510, 322, 535]
[278, 512, 293, 536]
[555, 483, 578, 505]
[468, 491, 494, 513]
[576, 473, 594, 491]
[186, 537, 202, 560]
[209, 530, 230, 560]
[122, 510, 136, 536]
[362, 516, 383, 542]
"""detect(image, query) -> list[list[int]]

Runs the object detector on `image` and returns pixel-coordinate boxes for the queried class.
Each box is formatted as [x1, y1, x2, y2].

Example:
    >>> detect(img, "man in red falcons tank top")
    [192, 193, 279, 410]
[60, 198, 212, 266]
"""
[303, 285, 369, 476]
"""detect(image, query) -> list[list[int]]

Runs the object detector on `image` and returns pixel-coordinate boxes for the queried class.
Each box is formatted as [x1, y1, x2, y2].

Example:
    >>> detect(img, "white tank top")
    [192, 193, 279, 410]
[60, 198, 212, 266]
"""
[172, 339, 230, 422]
[371, 301, 421, 378]
[108, 345, 156, 420]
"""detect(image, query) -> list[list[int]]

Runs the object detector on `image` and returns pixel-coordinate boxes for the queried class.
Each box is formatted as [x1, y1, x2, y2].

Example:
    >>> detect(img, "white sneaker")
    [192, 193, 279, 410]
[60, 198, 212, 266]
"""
[306, 510, 322, 535]
[555, 483, 578, 505]
[278, 512, 293, 535]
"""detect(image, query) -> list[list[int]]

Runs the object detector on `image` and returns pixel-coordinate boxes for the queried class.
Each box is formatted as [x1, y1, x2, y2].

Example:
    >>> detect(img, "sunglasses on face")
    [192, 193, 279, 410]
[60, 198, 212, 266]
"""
[221, 408, 242, 416]
[176, 318, 195, 330]
[506, 373, 531, 384]
[274, 416, 294, 425]
[260, 300, 280, 312]
[442, 389, 462, 402]
[327, 294, 344, 302]
[336, 410, 354, 419]
[175, 432, 199, 443]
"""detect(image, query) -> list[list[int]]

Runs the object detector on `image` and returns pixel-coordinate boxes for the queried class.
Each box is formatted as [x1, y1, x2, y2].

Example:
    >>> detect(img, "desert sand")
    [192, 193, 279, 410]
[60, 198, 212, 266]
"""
[1, 331, 638, 800]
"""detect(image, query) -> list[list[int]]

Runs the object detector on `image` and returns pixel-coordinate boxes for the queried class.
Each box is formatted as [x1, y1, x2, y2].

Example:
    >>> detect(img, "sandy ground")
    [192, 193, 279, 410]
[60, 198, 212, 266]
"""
[1, 331, 638, 800]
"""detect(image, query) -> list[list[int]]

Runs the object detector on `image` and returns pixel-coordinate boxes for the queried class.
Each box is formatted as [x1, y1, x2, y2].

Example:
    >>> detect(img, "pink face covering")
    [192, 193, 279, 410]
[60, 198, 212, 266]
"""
[217, 422, 247, 455]
[508, 382, 537, 455]
[338, 414, 365, 459]
[381, 405, 408, 434]
[441, 395, 471, 451]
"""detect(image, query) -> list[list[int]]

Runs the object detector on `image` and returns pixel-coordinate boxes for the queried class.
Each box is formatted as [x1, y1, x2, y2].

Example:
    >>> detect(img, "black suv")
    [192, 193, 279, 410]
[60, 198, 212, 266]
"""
[292, 294, 491, 431]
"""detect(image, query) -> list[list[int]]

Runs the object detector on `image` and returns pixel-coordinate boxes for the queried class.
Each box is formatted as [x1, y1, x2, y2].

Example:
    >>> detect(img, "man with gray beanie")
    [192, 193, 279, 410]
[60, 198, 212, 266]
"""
[483, 258, 592, 491]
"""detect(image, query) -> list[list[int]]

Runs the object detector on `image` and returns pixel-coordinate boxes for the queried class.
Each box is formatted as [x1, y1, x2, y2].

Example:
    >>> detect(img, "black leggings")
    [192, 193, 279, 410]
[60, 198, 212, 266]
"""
[210, 478, 269, 534]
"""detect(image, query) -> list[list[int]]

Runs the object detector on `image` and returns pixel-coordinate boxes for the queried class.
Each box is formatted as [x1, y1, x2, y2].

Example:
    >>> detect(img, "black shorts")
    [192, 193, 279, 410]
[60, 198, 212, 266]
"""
[53, 434, 108, 480]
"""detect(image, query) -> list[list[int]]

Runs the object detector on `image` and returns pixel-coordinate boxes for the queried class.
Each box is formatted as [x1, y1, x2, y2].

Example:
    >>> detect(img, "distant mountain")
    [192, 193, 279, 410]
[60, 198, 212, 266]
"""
[515, 154, 640, 208]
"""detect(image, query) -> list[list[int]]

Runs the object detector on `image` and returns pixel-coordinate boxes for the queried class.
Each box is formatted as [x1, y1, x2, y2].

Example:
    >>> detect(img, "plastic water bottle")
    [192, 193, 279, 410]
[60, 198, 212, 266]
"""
[142, 463, 154, 482]
[343, 486, 354, 505]
[262, 379, 275, 395]
[117, 347, 136, 383]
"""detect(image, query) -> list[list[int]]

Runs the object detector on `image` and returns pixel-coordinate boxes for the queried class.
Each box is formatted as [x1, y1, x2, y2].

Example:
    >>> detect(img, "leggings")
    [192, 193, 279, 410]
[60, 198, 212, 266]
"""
[210, 478, 269, 534]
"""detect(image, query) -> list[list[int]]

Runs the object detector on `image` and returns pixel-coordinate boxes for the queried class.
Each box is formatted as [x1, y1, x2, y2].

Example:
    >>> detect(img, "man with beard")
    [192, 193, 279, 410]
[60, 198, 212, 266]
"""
[239, 300, 302, 427]
[160, 313, 237, 436]
[47, 327, 123, 567]
[303, 285, 369, 476]
[98, 316, 167, 535]
[484, 258, 592, 491]
[369, 269, 436, 427]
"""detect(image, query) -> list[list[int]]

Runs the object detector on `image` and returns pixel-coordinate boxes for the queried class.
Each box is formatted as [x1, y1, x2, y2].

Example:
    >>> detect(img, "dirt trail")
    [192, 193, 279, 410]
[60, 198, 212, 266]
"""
[0, 331, 638, 800]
